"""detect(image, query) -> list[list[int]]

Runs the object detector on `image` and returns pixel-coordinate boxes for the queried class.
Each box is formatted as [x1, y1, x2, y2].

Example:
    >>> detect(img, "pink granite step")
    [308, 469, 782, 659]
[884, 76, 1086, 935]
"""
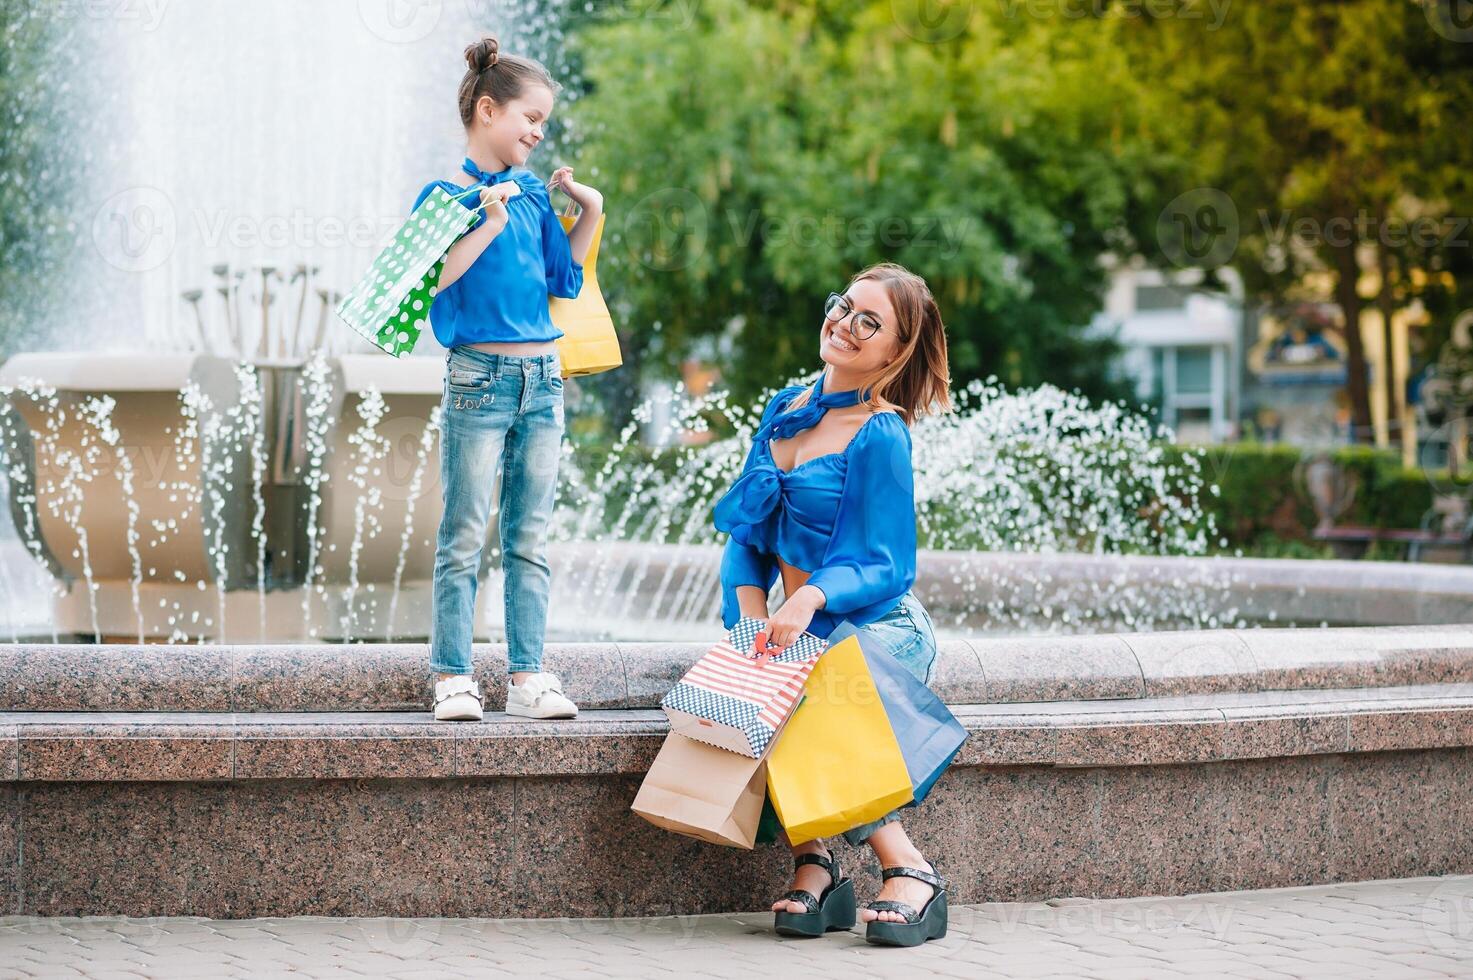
[1, 626, 1469, 712]
[3, 682, 1472, 781]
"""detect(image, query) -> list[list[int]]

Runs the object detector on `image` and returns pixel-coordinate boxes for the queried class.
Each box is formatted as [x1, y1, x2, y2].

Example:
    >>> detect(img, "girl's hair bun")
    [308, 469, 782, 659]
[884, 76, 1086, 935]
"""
[456, 35, 559, 128]
[465, 36, 499, 74]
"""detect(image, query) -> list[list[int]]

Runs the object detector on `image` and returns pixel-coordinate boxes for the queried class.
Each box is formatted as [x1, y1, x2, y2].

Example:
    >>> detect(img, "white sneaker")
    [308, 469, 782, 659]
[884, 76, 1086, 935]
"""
[505, 672, 578, 719]
[433, 675, 484, 721]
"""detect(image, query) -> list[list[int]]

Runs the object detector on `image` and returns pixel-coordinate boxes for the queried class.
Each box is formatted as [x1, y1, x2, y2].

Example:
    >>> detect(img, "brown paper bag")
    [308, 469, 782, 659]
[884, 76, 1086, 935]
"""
[631, 732, 766, 849]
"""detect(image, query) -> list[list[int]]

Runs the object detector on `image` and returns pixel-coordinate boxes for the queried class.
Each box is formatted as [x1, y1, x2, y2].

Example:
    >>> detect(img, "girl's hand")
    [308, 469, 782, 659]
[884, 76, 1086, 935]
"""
[756, 586, 823, 653]
[478, 181, 520, 209]
[477, 182, 519, 232]
[547, 167, 603, 212]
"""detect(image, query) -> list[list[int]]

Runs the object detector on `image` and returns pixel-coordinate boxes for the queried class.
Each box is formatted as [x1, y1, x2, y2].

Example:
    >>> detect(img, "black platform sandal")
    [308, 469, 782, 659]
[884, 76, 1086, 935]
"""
[864, 862, 948, 947]
[772, 851, 857, 937]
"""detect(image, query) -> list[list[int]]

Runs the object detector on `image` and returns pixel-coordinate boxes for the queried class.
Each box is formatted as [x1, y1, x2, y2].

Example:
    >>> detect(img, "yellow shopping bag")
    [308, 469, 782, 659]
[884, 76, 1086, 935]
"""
[551, 206, 622, 378]
[764, 633, 914, 844]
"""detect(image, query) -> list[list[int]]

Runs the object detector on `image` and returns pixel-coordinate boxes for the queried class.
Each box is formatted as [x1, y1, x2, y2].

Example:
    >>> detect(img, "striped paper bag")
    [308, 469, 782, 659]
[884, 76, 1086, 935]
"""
[660, 617, 827, 758]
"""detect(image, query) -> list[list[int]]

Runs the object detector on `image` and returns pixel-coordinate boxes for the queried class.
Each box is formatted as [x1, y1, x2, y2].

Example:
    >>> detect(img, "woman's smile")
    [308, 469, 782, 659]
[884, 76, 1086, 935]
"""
[824, 325, 860, 354]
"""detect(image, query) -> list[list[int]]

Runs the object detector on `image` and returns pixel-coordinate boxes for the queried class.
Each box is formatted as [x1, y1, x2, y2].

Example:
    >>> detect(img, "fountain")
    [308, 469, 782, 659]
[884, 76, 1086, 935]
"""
[0, 0, 1468, 645]
[3, 1, 1473, 926]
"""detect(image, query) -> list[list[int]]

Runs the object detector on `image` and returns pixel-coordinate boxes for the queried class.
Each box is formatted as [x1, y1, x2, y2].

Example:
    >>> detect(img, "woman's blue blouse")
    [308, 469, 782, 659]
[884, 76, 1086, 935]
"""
[409, 168, 583, 348]
[715, 383, 918, 637]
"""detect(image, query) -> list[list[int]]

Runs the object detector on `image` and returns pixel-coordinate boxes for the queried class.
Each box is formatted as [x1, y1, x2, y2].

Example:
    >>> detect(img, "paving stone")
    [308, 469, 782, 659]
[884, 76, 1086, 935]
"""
[1, 876, 1471, 978]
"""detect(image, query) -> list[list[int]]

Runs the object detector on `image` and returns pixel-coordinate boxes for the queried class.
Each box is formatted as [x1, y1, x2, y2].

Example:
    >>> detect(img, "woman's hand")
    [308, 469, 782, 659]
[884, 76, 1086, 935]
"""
[756, 585, 825, 653]
[547, 167, 603, 213]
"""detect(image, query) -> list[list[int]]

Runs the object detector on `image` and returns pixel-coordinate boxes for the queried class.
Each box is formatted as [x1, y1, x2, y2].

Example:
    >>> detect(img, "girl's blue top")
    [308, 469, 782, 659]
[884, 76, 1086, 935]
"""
[409, 159, 583, 348]
[714, 383, 918, 639]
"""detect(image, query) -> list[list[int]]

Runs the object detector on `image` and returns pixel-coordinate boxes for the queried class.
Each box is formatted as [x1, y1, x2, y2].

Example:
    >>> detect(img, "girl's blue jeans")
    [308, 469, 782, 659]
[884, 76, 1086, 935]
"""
[830, 588, 940, 847]
[430, 347, 564, 676]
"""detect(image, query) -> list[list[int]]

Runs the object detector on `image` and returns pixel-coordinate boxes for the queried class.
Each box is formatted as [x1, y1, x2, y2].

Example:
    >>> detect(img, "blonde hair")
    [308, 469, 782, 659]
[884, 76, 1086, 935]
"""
[784, 262, 954, 426]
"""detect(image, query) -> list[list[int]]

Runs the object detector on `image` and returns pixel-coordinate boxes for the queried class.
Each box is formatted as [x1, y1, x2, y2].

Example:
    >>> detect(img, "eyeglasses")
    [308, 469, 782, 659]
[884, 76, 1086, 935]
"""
[824, 292, 886, 342]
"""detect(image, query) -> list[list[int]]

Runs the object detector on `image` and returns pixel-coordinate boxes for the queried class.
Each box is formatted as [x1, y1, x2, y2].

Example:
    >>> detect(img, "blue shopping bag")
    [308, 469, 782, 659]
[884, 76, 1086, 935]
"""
[824, 619, 967, 806]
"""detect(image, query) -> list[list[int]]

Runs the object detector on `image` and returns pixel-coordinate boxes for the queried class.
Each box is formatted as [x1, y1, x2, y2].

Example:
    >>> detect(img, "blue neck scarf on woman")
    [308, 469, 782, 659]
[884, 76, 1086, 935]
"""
[756, 370, 866, 443]
[714, 372, 870, 544]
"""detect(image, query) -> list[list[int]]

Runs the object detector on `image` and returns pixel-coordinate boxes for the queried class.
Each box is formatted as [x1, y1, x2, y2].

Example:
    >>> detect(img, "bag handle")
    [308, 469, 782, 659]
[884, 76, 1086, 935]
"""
[449, 182, 507, 218]
[751, 630, 823, 667]
[444, 182, 511, 218]
[446, 181, 582, 219]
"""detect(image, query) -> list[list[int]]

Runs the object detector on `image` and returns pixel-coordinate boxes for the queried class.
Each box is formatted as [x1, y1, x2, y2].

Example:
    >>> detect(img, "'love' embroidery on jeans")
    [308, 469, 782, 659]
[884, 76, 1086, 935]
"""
[452, 392, 493, 410]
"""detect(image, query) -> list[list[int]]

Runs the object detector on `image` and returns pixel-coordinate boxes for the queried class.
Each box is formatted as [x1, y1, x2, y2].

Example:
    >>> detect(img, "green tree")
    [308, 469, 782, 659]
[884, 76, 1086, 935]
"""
[1123, 1, 1473, 442]
[567, 0, 1190, 410]
[0, 4, 78, 355]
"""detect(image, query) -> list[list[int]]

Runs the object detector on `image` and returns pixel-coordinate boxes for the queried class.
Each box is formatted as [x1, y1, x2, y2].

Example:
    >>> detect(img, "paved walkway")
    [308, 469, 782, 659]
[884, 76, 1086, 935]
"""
[2, 875, 1471, 979]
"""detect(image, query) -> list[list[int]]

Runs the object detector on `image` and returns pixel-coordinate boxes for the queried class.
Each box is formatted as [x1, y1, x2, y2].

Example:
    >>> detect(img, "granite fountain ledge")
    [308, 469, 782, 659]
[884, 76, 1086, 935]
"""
[3, 681, 1473, 782]
[2, 624, 1471, 918]
[2, 625, 1470, 713]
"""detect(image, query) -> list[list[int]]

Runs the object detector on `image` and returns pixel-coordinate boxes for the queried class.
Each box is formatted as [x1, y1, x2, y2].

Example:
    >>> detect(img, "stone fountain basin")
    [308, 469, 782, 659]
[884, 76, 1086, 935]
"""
[0, 624, 1471, 917]
[0, 351, 454, 639]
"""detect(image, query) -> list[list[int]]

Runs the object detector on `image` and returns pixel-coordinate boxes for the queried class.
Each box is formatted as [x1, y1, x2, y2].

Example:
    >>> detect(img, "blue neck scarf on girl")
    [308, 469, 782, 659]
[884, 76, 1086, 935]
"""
[462, 156, 518, 186]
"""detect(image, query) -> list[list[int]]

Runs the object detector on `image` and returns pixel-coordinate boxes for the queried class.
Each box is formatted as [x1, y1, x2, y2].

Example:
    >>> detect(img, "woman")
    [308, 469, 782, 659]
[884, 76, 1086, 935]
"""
[713, 262, 955, 947]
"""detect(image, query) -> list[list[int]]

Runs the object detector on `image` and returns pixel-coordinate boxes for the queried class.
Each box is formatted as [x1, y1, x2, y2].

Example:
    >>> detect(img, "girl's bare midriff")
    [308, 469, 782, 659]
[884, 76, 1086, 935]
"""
[464, 339, 559, 355]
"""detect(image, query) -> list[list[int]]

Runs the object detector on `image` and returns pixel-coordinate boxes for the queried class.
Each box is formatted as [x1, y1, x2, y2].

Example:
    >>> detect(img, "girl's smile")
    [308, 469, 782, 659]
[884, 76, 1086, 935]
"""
[482, 84, 553, 167]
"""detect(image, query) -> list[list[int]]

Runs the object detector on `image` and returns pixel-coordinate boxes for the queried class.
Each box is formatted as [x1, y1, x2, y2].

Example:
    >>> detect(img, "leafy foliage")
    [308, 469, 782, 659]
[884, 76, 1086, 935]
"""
[567, 0, 1190, 406]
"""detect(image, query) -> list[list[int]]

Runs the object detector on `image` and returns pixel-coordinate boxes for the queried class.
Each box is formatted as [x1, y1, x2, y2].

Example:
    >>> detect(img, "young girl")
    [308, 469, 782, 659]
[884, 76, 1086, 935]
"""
[713, 263, 955, 947]
[421, 36, 603, 722]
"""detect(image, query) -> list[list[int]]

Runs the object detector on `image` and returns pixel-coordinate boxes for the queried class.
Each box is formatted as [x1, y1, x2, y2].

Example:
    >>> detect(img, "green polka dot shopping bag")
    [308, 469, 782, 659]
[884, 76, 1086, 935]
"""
[334, 183, 487, 357]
